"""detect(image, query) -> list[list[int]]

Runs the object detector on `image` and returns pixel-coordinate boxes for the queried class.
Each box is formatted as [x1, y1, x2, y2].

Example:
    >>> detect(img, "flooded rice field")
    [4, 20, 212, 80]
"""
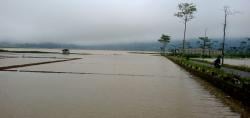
[0, 49, 249, 118]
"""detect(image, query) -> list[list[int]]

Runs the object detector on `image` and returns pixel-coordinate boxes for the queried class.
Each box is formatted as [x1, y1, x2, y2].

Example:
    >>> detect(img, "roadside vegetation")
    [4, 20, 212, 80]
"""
[156, 2, 250, 105]
[167, 56, 250, 105]
[190, 58, 250, 72]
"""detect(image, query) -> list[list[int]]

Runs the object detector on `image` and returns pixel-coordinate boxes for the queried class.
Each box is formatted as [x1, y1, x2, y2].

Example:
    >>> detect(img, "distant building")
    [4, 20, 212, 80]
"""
[62, 49, 70, 54]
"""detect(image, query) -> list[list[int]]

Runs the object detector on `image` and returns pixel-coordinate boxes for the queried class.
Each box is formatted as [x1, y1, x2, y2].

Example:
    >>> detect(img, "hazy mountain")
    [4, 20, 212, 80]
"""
[0, 41, 162, 51]
[0, 38, 248, 51]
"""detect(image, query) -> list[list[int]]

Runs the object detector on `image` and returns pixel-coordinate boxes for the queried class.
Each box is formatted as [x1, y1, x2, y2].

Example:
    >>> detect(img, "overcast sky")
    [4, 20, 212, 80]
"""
[0, 0, 249, 45]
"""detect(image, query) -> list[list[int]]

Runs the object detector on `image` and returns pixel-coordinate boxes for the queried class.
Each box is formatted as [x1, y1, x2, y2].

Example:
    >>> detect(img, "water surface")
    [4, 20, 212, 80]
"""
[0, 50, 247, 118]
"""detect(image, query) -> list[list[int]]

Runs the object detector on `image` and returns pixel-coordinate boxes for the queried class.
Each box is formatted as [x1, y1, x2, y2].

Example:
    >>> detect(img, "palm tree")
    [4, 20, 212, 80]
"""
[199, 37, 210, 57]
[175, 3, 197, 54]
[158, 34, 171, 55]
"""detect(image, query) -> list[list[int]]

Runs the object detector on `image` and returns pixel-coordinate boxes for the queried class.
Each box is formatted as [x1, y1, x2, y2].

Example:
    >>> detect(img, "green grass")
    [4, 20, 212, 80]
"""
[167, 56, 250, 84]
[190, 58, 250, 72]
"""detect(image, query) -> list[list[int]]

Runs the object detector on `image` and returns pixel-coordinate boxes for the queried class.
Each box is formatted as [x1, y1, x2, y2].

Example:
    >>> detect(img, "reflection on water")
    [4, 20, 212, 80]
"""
[0, 50, 248, 118]
[189, 74, 250, 118]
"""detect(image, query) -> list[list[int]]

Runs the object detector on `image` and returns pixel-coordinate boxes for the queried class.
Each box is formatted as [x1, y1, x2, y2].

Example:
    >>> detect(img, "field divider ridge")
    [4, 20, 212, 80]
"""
[0, 58, 81, 70]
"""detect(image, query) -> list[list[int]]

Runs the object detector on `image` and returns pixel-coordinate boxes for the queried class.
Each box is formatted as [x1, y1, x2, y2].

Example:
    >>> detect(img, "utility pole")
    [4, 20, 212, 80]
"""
[221, 6, 238, 64]
[222, 7, 228, 65]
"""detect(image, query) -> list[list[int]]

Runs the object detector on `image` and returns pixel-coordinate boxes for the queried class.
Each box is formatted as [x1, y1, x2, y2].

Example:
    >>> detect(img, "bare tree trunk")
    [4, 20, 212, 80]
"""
[163, 42, 167, 56]
[203, 40, 205, 58]
[183, 19, 187, 55]
[222, 10, 227, 65]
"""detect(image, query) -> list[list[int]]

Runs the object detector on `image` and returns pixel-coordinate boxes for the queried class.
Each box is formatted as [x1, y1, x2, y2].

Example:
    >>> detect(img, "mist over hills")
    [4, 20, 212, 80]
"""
[0, 41, 161, 51]
[0, 38, 248, 51]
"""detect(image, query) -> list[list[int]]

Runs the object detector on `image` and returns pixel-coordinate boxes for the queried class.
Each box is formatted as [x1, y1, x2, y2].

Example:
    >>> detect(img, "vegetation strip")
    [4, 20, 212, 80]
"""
[0, 49, 58, 54]
[0, 49, 92, 55]
[191, 58, 250, 72]
[129, 52, 160, 54]
[167, 56, 250, 105]
[0, 58, 81, 70]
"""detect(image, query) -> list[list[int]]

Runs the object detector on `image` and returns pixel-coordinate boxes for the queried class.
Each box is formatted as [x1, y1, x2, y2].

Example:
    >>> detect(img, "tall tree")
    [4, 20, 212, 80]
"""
[158, 34, 171, 55]
[175, 3, 197, 54]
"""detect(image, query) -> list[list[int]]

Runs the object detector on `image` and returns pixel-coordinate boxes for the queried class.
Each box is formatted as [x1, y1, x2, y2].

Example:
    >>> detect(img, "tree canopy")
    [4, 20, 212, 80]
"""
[158, 34, 170, 43]
[174, 3, 197, 22]
[158, 34, 171, 54]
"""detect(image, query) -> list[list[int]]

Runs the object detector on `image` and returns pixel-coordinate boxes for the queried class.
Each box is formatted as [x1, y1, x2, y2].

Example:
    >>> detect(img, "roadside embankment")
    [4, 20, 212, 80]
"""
[167, 56, 250, 105]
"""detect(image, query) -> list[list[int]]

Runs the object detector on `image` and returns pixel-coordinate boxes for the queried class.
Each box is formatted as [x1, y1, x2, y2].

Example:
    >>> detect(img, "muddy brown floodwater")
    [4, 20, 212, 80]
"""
[0, 51, 249, 118]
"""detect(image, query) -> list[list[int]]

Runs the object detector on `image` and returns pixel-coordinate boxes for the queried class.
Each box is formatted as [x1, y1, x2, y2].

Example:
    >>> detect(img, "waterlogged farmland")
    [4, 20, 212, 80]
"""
[0, 50, 249, 118]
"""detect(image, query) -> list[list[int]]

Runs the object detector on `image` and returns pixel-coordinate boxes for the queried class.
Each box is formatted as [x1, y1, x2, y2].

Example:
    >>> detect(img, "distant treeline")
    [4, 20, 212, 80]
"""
[0, 42, 161, 51]
[0, 38, 247, 51]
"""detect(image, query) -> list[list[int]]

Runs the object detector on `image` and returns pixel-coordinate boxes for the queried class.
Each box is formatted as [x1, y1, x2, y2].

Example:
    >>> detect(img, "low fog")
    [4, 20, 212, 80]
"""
[0, 0, 249, 45]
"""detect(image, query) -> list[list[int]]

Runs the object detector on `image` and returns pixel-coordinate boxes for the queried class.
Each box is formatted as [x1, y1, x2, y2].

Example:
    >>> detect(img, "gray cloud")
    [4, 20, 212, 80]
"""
[0, 0, 249, 45]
